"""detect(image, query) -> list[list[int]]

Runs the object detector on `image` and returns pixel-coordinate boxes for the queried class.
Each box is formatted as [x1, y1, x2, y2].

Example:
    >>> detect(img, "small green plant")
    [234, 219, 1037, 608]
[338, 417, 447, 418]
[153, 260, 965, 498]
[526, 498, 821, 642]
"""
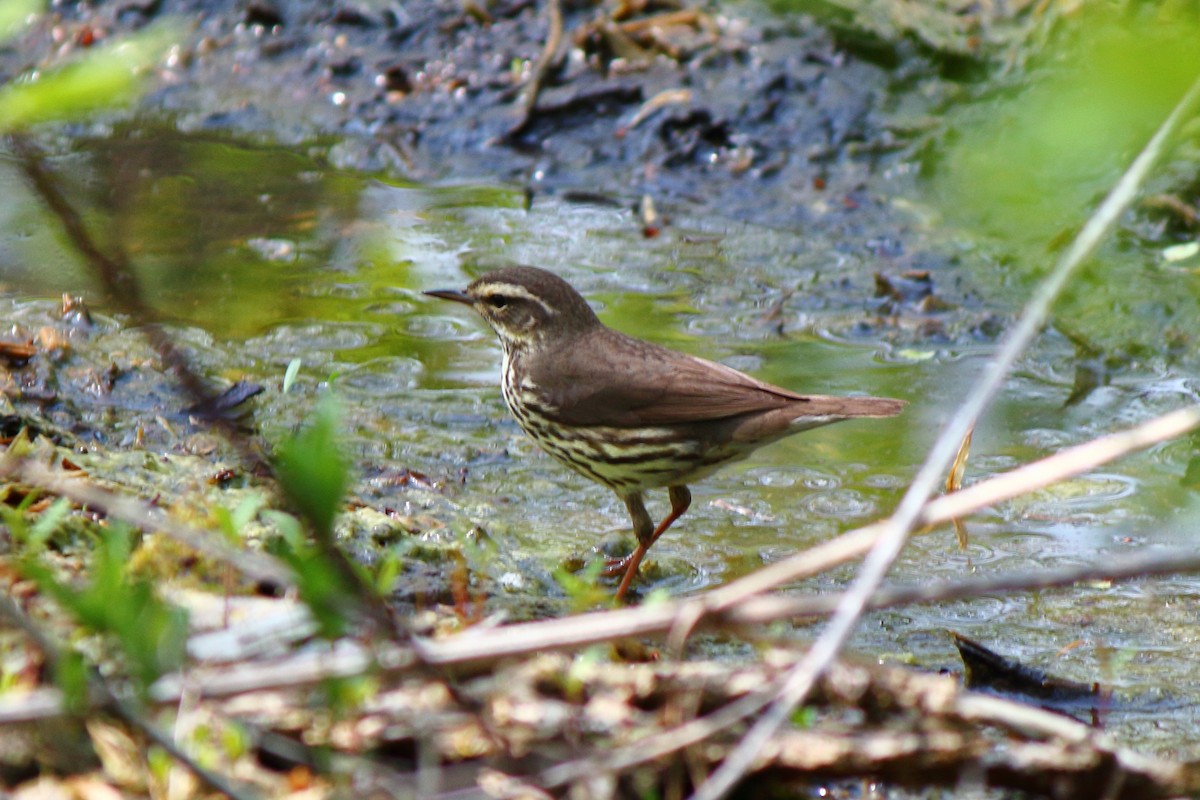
[282, 358, 302, 394]
[553, 558, 612, 612]
[267, 394, 368, 638]
[1, 494, 70, 552]
[263, 509, 357, 640]
[212, 493, 267, 544]
[21, 524, 189, 695]
[564, 646, 606, 701]
[274, 395, 351, 544]
[790, 705, 818, 729]
[372, 550, 402, 596]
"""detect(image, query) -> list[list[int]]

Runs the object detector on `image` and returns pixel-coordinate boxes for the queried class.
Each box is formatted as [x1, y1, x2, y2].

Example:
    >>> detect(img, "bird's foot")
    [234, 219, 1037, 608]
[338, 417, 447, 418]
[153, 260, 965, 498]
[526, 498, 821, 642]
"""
[601, 554, 635, 577]
[611, 545, 649, 603]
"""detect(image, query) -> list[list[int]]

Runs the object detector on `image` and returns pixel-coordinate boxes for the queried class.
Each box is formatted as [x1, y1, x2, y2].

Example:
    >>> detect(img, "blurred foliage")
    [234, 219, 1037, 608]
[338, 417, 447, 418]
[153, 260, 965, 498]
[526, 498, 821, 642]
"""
[270, 395, 364, 638]
[925, 1, 1200, 354]
[768, 0, 1061, 65]
[553, 558, 614, 612]
[212, 493, 268, 545]
[20, 525, 189, 694]
[932, 3, 1200, 248]
[0, 24, 177, 131]
[0, 494, 70, 552]
[264, 509, 358, 639]
[275, 395, 352, 541]
[1181, 438, 1200, 490]
[0, 0, 40, 41]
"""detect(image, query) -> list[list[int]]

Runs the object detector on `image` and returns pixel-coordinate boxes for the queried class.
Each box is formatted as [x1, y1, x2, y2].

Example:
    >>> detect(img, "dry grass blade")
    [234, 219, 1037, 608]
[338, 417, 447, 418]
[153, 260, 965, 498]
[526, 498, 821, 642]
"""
[947, 425, 973, 548]
[693, 71, 1200, 800]
[0, 456, 293, 588]
[424, 404, 1200, 667]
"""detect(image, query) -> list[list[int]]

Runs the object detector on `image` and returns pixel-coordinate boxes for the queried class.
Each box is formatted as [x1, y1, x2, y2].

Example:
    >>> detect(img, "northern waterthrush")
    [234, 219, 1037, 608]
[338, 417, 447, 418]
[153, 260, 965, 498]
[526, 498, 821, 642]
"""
[426, 266, 904, 601]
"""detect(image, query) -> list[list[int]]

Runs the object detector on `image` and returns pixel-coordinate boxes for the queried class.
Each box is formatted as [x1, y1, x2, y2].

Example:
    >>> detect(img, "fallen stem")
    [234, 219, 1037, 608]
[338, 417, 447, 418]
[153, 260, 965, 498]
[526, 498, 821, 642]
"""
[0, 456, 293, 589]
[504, 0, 564, 140]
[693, 70, 1200, 800]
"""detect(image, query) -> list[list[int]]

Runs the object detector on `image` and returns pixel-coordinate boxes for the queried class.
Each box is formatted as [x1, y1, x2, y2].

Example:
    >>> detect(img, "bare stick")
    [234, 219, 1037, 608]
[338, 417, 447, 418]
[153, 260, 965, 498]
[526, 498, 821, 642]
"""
[427, 404, 1200, 666]
[6, 407, 1200, 726]
[0, 456, 293, 588]
[694, 72, 1200, 800]
[707, 403, 1200, 611]
[504, 0, 564, 140]
[5, 535, 1200, 728]
[8, 133, 265, 466]
[728, 544, 1200, 625]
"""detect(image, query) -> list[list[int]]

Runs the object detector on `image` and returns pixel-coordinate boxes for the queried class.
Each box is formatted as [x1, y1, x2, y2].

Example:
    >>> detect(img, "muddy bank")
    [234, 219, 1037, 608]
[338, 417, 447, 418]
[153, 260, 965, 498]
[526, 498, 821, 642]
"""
[0, 0, 968, 233]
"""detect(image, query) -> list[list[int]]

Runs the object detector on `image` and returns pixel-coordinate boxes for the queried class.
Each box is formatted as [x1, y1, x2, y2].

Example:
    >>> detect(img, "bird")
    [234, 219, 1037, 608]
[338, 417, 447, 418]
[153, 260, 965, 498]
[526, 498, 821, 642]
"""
[425, 266, 904, 601]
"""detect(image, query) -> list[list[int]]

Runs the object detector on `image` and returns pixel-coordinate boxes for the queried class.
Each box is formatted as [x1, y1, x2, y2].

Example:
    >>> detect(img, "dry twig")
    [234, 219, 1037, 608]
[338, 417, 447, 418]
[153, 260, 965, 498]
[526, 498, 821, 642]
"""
[694, 71, 1200, 800]
[0, 456, 292, 589]
[504, 0, 564, 141]
[6, 406, 1200, 731]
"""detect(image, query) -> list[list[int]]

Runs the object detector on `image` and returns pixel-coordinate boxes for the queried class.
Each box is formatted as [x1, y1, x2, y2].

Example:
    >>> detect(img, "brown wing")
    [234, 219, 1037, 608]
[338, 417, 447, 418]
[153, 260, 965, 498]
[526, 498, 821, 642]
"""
[531, 328, 902, 428]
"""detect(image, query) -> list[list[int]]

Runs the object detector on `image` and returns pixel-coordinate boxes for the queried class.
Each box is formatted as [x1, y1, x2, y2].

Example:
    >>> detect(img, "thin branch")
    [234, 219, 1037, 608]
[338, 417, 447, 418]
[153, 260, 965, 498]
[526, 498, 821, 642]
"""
[8, 135, 408, 639]
[0, 456, 293, 588]
[693, 71, 1200, 800]
[5, 400, 1200, 794]
[504, 0, 564, 141]
[428, 404, 1200, 666]
[927, 405, 1200, 522]
[728, 544, 1200, 625]
[4, 535, 1200, 729]
[7, 133, 266, 467]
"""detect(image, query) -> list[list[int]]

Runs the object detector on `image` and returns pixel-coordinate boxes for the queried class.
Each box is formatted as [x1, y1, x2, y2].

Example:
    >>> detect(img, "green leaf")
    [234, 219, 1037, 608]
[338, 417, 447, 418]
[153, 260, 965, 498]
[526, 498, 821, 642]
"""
[283, 358, 302, 394]
[552, 558, 612, 611]
[214, 494, 267, 543]
[790, 705, 818, 729]
[263, 511, 356, 639]
[22, 526, 189, 693]
[274, 395, 351, 540]
[27, 498, 71, 549]
[53, 650, 90, 714]
[1182, 455, 1200, 490]
[373, 551, 402, 595]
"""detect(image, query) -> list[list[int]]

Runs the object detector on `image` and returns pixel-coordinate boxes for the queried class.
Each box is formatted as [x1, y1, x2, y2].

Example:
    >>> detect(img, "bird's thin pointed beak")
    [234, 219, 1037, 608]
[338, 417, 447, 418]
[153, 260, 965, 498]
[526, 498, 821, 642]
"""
[424, 288, 474, 305]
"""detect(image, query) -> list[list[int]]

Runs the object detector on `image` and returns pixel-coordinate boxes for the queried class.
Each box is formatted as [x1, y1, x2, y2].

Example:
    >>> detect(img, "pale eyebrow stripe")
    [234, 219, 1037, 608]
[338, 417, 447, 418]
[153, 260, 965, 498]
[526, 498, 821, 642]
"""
[476, 283, 556, 315]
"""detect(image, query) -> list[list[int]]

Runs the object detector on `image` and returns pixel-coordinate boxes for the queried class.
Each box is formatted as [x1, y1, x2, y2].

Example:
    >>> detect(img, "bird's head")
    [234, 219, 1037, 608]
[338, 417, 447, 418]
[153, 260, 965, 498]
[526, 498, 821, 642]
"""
[425, 265, 601, 351]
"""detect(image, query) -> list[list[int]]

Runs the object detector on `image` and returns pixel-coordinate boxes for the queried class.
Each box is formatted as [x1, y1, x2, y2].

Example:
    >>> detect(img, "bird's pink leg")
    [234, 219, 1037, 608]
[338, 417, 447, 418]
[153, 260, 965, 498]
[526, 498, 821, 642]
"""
[611, 486, 692, 603]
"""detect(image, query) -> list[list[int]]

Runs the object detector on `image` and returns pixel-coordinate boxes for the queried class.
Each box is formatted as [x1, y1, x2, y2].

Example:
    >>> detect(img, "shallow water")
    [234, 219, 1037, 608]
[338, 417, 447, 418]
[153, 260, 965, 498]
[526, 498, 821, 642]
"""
[3, 121, 1200, 759]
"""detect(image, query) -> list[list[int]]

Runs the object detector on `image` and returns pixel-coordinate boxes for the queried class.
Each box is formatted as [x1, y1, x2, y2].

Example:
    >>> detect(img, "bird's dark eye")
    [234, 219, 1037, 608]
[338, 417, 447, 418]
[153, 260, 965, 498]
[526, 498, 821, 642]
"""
[485, 295, 510, 309]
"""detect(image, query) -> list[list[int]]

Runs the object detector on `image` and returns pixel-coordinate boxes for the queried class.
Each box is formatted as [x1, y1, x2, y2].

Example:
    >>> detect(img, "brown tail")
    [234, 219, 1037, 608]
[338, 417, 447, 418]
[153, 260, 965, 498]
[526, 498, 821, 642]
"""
[733, 395, 904, 441]
[795, 395, 906, 419]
